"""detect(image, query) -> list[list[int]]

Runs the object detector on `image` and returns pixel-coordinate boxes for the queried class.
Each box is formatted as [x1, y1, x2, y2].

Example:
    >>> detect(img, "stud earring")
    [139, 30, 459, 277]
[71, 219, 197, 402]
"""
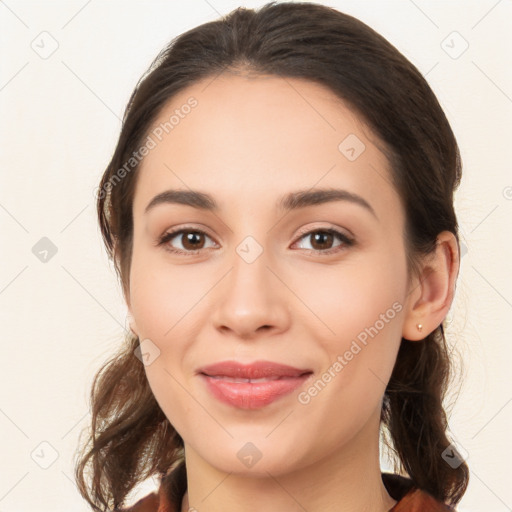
[417, 323, 423, 332]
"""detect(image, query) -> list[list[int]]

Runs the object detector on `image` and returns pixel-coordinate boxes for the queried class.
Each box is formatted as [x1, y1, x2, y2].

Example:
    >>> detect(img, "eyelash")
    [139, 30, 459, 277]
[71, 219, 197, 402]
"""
[156, 226, 355, 256]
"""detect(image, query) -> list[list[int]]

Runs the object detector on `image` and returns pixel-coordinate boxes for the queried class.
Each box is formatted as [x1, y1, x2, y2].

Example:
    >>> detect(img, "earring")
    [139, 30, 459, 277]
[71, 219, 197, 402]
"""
[417, 323, 423, 332]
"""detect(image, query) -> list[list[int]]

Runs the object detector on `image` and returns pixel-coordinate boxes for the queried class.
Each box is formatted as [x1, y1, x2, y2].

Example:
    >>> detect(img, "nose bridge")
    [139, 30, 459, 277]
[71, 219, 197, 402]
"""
[228, 232, 274, 306]
[227, 213, 273, 285]
[210, 228, 289, 336]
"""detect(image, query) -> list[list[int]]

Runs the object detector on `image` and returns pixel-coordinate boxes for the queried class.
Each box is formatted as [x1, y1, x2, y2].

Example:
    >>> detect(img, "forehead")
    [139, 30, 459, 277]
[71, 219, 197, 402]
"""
[133, 72, 401, 222]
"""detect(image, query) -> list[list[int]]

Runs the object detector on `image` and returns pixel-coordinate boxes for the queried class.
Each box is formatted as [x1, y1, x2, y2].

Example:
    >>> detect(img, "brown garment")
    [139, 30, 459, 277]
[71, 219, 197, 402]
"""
[117, 461, 455, 512]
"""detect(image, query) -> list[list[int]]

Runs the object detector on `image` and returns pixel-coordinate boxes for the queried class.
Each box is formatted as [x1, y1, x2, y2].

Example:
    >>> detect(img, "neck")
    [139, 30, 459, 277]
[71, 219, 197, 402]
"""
[180, 411, 397, 512]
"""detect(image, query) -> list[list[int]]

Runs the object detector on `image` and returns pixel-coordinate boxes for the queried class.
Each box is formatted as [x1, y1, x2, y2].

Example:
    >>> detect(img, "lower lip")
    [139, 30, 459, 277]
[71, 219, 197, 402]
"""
[200, 374, 311, 409]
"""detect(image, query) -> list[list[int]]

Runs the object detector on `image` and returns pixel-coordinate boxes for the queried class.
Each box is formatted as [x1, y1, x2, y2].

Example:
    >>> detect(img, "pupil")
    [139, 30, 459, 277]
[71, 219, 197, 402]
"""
[313, 232, 332, 249]
[185, 232, 203, 249]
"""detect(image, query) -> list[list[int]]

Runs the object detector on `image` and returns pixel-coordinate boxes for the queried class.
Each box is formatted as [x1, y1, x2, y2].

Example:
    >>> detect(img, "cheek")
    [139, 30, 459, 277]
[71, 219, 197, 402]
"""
[129, 247, 210, 340]
[128, 251, 207, 434]
[296, 255, 406, 340]
[294, 253, 407, 397]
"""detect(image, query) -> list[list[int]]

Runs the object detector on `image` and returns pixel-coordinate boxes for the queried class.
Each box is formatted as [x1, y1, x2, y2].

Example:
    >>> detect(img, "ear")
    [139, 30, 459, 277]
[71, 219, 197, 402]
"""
[125, 293, 139, 339]
[402, 231, 459, 341]
[116, 239, 139, 338]
[127, 309, 140, 338]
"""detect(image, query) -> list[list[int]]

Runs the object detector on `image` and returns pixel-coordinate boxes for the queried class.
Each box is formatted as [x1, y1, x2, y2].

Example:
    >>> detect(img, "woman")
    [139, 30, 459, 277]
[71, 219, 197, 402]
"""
[75, 2, 469, 511]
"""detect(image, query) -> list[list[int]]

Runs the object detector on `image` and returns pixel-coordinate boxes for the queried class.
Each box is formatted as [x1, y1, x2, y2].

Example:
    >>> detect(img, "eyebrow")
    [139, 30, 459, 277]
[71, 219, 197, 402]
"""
[144, 188, 377, 218]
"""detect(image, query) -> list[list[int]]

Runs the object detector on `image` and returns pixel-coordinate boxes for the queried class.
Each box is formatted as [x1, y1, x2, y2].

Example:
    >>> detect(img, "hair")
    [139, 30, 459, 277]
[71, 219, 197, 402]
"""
[74, 2, 469, 510]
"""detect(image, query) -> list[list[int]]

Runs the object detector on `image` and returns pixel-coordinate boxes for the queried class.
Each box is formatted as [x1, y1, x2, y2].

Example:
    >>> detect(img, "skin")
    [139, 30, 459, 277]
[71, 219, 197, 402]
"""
[127, 72, 459, 512]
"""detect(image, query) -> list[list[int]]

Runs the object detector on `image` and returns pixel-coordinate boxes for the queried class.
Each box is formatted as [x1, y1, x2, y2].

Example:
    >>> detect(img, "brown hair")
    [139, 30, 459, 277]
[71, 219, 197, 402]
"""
[74, 2, 469, 510]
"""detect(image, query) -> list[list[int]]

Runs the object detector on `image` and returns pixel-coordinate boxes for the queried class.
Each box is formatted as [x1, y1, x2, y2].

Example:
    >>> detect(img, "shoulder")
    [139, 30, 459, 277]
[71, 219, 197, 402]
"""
[382, 472, 456, 512]
[391, 488, 456, 511]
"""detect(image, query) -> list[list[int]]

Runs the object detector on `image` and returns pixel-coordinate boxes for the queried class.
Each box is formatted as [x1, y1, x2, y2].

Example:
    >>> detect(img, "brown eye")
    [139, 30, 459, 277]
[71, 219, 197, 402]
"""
[309, 231, 335, 251]
[158, 229, 216, 254]
[158, 226, 354, 256]
[180, 231, 206, 250]
[293, 228, 355, 255]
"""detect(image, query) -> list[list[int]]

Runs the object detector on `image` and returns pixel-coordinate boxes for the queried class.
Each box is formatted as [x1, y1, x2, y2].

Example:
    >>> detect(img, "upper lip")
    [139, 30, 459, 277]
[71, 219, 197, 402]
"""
[198, 360, 312, 379]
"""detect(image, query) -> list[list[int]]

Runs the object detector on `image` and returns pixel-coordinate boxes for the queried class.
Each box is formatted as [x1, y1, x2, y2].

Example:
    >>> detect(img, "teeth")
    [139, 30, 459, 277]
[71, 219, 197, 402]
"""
[210, 376, 282, 383]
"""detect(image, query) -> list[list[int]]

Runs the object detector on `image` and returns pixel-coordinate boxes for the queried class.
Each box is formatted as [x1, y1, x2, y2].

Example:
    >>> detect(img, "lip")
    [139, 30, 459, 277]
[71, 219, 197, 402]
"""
[198, 360, 312, 379]
[197, 360, 313, 409]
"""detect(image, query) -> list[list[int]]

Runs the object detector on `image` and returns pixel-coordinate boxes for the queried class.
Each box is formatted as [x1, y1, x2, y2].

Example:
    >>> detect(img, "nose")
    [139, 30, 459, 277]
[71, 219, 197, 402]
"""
[210, 242, 291, 341]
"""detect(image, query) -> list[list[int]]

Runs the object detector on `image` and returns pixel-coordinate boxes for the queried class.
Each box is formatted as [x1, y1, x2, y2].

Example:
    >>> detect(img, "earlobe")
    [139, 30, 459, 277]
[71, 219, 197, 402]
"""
[402, 231, 459, 341]
[129, 322, 139, 338]
[127, 311, 139, 338]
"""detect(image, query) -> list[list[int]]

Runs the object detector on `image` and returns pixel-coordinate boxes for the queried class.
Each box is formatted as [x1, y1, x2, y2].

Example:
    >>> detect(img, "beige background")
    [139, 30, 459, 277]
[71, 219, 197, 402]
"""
[0, 1, 511, 511]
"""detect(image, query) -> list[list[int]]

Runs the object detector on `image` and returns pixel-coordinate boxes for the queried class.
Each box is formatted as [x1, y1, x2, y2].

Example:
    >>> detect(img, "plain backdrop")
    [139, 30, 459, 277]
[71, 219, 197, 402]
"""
[1, 1, 511, 511]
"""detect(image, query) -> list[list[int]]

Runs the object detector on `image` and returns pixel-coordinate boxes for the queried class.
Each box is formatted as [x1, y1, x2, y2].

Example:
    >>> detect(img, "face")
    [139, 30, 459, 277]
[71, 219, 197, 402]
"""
[128, 73, 413, 476]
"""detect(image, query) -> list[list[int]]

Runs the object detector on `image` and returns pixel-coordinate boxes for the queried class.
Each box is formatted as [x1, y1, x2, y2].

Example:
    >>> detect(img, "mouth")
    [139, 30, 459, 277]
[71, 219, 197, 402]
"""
[197, 361, 313, 409]
[197, 360, 312, 379]
[202, 375, 307, 383]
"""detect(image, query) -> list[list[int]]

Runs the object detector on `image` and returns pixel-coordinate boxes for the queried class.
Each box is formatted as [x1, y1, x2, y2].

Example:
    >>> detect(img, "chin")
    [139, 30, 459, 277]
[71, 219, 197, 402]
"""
[192, 436, 311, 478]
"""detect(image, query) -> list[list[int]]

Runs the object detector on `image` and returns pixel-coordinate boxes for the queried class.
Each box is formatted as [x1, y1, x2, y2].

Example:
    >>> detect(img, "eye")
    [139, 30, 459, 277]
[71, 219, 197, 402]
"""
[157, 228, 217, 255]
[157, 226, 355, 256]
[292, 228, 355, 255]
